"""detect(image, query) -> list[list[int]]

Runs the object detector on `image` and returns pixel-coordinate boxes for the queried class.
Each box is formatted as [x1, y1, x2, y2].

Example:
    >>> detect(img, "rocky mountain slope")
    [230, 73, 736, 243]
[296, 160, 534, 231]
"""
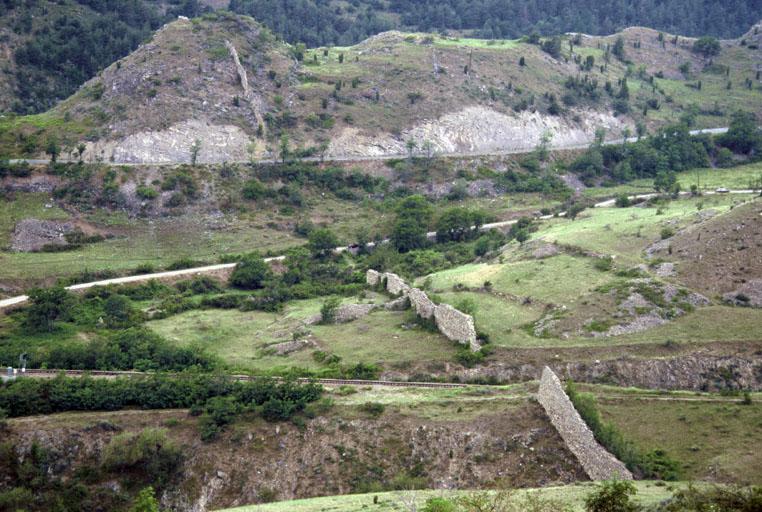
[1, 12, 760, 163]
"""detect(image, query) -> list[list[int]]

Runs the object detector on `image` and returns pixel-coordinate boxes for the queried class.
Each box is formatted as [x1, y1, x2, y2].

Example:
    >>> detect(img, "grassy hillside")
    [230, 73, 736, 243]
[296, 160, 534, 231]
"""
[1, 12, 760, 161]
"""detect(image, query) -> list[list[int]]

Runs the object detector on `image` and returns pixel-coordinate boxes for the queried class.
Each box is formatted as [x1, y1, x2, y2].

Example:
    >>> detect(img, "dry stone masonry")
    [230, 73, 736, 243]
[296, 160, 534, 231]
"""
[385, 273, 410, 296]
[408, 288, 435, 319]
[367, 270, 478, 351]
[537, 367, 633, 481]
[434, 304, 477, 347]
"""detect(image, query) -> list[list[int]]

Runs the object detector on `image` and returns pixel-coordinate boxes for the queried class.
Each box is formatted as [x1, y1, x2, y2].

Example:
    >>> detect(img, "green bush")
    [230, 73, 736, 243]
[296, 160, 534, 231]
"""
[102, 428, 182, 487]
[241, 179, 268, 200]
[594, 256, 614, 272]
[359, 401, 385, 417]
[422, 497, 457, 512]
[229, 253, 272, 289]
[614, 194, 631, 207]
[584, 480, 639, 512]
[320, 296, 342, 324]
[654, 484, 762, 511]
[23, 287, 75, 333]
[0, 374, 322, 419]
[136, 186, 158, 200]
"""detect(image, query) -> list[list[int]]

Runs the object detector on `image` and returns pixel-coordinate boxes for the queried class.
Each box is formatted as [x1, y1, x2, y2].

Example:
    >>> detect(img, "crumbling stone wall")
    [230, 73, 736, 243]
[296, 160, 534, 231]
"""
[365, 269, 479, 351]
[384, 273, 410, 296]
[408, 288, 435, 319]
[366, 269, 381, 286]
[537, 367, 633, 481]
[434, 304, 478, 349]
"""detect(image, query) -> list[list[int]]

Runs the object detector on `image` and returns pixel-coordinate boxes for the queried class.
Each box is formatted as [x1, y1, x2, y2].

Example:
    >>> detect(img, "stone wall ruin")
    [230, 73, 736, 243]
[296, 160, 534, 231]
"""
[537, 367, 633, 481]
[367, 270, 478, 351]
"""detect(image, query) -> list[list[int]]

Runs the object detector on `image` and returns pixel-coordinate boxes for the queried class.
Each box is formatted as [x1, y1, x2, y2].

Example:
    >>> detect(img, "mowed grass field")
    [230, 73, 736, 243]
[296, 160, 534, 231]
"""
[219, 482, 685, 512]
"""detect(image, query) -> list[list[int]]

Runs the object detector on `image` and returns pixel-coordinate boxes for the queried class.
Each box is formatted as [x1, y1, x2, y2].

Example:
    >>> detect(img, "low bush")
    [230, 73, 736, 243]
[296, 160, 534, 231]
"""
[359, 401, 385, 417]
[102, 428, 182, 487]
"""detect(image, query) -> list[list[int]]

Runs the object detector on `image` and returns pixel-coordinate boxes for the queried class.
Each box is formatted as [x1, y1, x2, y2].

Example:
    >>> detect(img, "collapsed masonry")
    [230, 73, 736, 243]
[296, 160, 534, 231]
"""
[537, 366, 633, 481]
[367, 270, 479, 351]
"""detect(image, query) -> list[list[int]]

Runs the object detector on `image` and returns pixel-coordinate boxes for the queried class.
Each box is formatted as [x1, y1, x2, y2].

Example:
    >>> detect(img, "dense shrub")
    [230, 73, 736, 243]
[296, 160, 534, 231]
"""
[102, 428, 182, 487]
[584, 480, 639, 512]
[229, 253, 272, 289]
[44, 328, 216, 372]
[0, 374, 322, 419]
[22, 287, 75, 333]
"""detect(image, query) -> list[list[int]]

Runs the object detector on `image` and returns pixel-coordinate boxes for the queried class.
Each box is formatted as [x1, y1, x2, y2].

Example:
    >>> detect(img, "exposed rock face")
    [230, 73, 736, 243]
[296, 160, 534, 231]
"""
[11, 219, 75, 252]
[723, 279, 762, 308]
[328, 106, 627, 158]
[333, 303, 377, 323]
[86, 120, 250, 164]
[408, 287, 436, 319]
[531, 243, 560, 259]
[271, 339, 314, 355]
[592, 279, 710, 338]
[454, 354, 762, 391]
[537, 367, 633, 480]
[5, 403, 586, 511]
[434, 303, 478, 350]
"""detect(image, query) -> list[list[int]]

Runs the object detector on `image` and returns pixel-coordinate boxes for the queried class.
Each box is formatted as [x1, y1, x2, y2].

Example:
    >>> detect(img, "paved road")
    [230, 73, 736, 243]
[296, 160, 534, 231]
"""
[9, 128, 730, 167]
[0, 187, 758, 311]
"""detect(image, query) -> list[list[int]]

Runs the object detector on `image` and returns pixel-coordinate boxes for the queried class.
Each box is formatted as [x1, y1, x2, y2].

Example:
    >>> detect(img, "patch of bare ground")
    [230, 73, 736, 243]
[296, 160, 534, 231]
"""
[651, 200, 762, 297]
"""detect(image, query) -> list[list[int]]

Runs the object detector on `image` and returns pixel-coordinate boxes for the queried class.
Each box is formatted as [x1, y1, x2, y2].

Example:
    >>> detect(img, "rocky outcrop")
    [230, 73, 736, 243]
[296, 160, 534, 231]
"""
[383, 296, 409, 310]
[452, 354, 762, 391]
[537, 367, 633, 481]
[723, 279, 762, 308]
[328, 106, 628, 158]
[86, 120, 250, 164]
[271, 339, 314, 355]
[11, 219, 75, 252]
[333, 303, 377, 323]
